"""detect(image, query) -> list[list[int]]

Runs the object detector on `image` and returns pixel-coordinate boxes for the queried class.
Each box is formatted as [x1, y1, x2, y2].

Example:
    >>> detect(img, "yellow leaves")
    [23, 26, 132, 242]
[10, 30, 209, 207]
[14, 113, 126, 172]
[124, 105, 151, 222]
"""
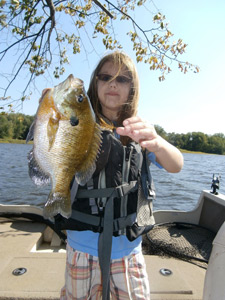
[153, 13, 165, 22]
[25, 55, 51, 76]
[103, 35, 112, 48]
[0, 96, 11, 101]
[9, 0, 19, 11]
[129, 31, 137, 42]
[72, 38, 80, 54]
[75, 20, 85, 28]
[12, 26, 25, 36]
[150, 56, 158, 64]
[61, 34, 80, 53]
[0, 13, 7, 27]
[120, 6, 129, 20]
[164, 44, 170, 50]
[56, 1, 92, 17]
[136, 56, 143, 62]
[127, 26, 182, 78]
[159, 75, 165, 82]
[195, 66, 200, 73]
[95, 23, 108, 34]
[55, 4, 64, 12]
[54, 67, 65, 79]
[94, 13, 110, 35]
[31, 43, 39, 51]
[137, 0, 146, 6]
[178, 62, 200, 75]
[10, 0, 19, 6]
[103, 35, 121, 50]
[165, 30, 173, 39]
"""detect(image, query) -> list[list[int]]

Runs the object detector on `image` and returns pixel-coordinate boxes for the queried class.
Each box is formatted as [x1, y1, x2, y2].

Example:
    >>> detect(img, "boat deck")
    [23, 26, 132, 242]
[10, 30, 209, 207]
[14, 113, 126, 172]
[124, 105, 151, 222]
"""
[0, 219, 206, 300]
[146, 255, 205, 300]
[0, 219, 66, 300]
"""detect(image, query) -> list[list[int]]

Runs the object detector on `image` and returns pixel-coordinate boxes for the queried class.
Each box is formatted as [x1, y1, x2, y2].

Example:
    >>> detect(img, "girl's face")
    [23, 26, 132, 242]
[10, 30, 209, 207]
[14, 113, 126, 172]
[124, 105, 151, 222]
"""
[97, 61, 131, 121]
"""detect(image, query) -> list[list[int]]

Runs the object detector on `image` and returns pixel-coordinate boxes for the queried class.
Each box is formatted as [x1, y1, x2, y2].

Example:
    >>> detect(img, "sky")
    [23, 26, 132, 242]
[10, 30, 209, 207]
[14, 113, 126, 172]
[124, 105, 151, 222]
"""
[1, 0, 225, 135]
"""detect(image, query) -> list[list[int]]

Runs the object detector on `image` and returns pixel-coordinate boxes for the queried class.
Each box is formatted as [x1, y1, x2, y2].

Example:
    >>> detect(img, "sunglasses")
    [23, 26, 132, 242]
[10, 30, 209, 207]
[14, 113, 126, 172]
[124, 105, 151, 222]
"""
[97, 74, 132, 84]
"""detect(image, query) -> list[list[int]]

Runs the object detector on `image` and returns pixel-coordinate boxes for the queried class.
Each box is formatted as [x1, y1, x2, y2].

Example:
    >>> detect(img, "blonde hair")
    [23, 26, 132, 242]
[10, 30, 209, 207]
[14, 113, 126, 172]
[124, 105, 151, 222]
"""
[87, 51, 140, 131]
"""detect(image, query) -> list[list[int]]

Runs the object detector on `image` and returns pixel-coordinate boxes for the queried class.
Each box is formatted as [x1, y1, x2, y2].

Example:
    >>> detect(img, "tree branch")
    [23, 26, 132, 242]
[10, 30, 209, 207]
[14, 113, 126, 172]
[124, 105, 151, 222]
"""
[45, 0, 56, 43]
[92, 0, 113, 18]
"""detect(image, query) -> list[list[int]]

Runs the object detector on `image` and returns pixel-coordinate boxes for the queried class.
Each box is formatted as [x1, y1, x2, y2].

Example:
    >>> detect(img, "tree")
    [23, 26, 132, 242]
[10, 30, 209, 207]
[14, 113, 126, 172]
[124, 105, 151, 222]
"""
[0, 114, 12, 138]
[0, 113, 34, 139]
[207, 135, 225, 155]
[155, 124, 168, 140]
[0, 0, 199, 112]
[167, 132, 185, 149]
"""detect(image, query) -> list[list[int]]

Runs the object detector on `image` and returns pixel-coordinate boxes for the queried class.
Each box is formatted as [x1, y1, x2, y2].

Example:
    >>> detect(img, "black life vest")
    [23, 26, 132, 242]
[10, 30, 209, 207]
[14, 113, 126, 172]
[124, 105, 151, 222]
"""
[54, 129, 156, 300]
[55, 129, 155, 241]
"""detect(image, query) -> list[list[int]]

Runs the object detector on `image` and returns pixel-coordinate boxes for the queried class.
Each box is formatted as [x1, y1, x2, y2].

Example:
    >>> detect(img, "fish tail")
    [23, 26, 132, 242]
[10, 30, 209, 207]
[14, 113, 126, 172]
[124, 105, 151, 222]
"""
[43, 191, 71, 219]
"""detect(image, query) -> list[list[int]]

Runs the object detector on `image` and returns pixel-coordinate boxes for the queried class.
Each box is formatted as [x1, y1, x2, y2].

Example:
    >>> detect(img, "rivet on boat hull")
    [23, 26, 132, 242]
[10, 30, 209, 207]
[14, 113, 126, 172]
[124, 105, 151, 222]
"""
[12, 267, 27, 276]
[159, 268, 172, 276]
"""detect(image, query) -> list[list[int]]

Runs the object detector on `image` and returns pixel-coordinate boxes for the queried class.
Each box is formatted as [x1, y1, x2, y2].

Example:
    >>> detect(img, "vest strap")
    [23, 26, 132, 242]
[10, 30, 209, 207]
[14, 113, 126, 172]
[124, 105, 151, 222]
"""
[69, 210, 137, 232]
[113, 213, 136, 232]
[70, 210, 101, 227]
[76, 181, 137, 201]
[98, 194, 114, 300]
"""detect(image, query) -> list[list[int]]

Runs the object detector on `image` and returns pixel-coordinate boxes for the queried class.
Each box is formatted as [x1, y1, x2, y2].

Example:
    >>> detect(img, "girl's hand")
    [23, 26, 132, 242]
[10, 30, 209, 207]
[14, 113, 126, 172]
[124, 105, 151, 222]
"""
[116, 116, 183, 173]
[116, 116, 160, 153]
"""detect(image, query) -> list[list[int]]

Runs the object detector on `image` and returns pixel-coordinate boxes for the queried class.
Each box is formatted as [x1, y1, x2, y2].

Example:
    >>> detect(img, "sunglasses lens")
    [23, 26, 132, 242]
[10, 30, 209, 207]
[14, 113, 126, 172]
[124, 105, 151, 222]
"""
[97, 74, 131, 84]
[97, 74, 112, 82]
[116, 76, 131, 83]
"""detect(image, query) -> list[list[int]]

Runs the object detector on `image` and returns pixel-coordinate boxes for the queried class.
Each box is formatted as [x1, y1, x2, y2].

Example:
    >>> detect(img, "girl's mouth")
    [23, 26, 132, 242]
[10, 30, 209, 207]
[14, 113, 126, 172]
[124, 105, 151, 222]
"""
[106, 92, 119, 96]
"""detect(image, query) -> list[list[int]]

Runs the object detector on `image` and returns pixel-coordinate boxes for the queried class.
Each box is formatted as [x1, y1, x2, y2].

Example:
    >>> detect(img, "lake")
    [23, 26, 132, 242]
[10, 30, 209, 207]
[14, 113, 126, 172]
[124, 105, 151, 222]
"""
[0, 143, 224, 212]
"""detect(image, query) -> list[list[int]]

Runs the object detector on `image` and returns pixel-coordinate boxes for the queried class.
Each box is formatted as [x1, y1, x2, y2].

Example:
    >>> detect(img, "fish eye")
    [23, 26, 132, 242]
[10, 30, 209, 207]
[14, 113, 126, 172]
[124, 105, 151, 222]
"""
[77, 95, 83, 103]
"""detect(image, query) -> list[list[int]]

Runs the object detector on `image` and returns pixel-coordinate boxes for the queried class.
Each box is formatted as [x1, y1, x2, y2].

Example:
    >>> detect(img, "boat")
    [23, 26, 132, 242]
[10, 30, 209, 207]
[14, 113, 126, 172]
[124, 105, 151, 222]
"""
[0, 175, 224, 300]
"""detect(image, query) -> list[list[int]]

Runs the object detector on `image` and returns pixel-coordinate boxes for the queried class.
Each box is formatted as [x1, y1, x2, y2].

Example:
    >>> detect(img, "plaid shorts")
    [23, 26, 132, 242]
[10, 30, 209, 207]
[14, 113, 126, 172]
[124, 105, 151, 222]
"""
[60, 244, 150, 300]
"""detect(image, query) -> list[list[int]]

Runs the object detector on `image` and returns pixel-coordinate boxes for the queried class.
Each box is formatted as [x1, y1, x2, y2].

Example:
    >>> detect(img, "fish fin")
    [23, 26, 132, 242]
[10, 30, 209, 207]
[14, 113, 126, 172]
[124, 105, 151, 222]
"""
[26, 119, 36, 143]
[75, 163, 96, 186]
[27, 149, 50, 186]
[43, 191, 71, 219]
[75, 124, 102, 186]
[47, 112, 61, 151]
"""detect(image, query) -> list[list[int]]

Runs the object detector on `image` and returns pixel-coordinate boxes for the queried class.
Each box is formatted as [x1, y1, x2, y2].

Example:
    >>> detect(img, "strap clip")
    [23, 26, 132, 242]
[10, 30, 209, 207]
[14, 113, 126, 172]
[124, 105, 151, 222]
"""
[115, 181, 137, 198]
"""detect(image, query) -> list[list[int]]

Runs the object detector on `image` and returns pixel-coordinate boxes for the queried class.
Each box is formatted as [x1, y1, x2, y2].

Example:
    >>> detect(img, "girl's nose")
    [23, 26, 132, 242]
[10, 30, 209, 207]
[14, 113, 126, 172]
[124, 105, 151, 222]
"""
[109, 79, 117, 87]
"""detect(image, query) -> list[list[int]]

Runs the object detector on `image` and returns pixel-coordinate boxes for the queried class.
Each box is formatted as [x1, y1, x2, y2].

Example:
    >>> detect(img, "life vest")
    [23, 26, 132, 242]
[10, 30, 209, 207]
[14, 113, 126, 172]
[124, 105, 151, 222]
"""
[54, 129, 156, 300]
[55, 129, 156, 240]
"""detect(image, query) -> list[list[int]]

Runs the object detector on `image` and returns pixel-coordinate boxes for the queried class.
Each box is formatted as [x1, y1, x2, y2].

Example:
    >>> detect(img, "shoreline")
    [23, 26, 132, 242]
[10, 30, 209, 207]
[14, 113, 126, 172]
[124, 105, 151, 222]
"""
[0, 138, 221, 155]
[0, 138, 33, 144]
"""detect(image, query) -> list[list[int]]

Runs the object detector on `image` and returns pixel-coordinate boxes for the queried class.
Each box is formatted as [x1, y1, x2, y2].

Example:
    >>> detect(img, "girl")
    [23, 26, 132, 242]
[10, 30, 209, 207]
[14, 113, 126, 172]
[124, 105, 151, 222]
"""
[60, 51, 183, 300]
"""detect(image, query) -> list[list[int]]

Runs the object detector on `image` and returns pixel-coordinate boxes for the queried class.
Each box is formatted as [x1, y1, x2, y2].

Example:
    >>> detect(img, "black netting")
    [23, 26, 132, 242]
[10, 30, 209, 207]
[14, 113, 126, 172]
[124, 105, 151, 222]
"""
[142, 222, 216, 268]
[136, 178, 154, 227]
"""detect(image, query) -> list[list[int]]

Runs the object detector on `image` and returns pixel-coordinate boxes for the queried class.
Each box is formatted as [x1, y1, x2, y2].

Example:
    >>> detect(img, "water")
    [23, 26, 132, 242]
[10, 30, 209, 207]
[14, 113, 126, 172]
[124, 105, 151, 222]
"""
[0, 143, 51, 206]
[0, 143, 225, 211]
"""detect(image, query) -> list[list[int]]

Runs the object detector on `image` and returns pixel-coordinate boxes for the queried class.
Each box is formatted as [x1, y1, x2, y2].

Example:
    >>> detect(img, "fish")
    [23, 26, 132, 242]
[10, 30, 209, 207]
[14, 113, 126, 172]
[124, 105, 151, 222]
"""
[26, 74, 102, 219]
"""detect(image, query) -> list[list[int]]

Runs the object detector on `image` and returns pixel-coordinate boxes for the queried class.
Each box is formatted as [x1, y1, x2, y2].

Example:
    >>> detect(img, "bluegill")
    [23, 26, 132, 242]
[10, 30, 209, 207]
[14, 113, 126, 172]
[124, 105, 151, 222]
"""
[26, 75, 102, 219]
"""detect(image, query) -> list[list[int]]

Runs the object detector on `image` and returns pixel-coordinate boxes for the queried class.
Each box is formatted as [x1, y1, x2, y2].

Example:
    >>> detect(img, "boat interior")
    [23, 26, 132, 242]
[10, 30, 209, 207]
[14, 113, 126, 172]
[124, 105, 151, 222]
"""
[0, 189, 225, 300]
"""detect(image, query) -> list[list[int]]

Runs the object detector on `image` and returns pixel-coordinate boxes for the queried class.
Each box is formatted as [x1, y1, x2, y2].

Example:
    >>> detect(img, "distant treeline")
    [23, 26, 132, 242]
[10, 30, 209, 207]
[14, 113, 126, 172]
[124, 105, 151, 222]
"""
[1, 114, 225, 155]
[155, 125, 225, 155]
[0, 113, 35, 141]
